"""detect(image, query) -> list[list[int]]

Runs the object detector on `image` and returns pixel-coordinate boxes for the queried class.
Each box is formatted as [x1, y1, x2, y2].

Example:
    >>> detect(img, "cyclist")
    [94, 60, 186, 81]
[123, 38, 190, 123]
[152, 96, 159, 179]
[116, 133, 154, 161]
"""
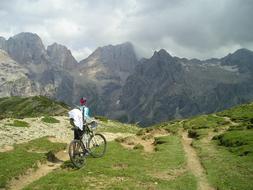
[69, 97, 91, 140]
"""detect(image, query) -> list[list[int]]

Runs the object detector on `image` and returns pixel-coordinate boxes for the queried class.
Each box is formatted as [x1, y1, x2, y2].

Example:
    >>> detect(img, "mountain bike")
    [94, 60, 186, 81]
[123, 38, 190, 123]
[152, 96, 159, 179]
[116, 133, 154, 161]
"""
[68, 121, 107, 168]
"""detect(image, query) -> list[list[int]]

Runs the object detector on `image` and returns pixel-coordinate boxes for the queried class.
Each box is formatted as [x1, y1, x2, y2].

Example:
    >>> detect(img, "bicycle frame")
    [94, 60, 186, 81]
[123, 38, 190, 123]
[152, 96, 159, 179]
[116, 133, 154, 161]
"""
[81, 123, 96, 149]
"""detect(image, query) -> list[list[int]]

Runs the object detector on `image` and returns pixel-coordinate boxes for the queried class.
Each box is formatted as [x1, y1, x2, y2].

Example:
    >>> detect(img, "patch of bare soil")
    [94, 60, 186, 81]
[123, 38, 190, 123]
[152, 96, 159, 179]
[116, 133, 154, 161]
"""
[112, 163, 129, 169]
[181, 131, 215, 190]
[119, 135, 154, 153]
[102, 132, 134, 142]
[119, 129, 170, 153]
[147, 128, 169, 138]
[150, 167, 187, 181]
[0, 145, 13, 152]
[8, 150, 69, 190]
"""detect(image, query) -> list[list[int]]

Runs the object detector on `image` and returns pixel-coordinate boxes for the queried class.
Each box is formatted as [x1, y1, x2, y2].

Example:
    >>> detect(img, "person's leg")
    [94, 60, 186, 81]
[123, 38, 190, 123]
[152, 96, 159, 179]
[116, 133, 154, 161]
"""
[74, 128, 84, 154]
[74, 128, 79, 140]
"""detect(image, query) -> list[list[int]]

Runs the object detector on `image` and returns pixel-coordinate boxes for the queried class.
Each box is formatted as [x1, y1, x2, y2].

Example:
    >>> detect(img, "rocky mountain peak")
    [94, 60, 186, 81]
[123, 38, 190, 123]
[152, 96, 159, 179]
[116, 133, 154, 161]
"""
[157, 49, 172, 56]
[12, 32, 41, 40]
[233, 48, 253, 56]
[150, 49, 175, 65]
[6, 32, 47, 65]
[81, 42, 137, 72]
[79, 42, 138, 84]
[223, 48, 253, 61]
[221, 48, 253, 72]
[47, 42, 78, 69]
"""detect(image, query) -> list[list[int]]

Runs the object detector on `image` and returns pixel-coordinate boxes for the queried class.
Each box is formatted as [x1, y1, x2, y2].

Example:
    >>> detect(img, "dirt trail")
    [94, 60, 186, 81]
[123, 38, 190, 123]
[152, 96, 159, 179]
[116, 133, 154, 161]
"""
[212, 114, 238, 126]
[222, 116, 238, 126]
[8, 150, 69, 190]
[181, 131, 215, 190]
[5, 131, 131, 189]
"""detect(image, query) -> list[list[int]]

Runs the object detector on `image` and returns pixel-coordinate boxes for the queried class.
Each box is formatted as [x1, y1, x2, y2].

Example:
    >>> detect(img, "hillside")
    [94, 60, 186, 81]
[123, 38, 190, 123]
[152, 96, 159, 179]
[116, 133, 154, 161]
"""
[0, 101, 252, 189]
[0, 96, 69, 119]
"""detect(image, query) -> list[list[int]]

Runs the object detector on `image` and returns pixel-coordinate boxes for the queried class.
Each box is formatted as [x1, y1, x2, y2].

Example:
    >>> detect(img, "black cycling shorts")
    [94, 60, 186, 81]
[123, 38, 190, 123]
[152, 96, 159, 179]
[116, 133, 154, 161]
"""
[74, 128, 84, 140]
[70, 118, 84, 140]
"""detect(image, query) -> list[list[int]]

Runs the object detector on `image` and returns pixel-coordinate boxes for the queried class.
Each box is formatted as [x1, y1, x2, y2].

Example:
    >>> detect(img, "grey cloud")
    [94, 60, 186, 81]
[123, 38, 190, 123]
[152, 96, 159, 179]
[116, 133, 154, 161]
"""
[0, 0, 252, 60]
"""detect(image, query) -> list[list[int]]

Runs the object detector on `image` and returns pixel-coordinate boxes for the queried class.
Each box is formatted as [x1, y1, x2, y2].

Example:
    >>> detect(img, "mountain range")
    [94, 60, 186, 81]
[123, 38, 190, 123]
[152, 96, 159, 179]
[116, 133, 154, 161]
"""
[0, 32, 253, 126]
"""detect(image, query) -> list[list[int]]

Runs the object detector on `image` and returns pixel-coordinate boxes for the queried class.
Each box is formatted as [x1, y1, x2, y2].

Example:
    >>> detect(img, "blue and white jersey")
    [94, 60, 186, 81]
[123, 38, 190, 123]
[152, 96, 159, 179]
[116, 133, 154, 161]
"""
[79, 105, 91, 122]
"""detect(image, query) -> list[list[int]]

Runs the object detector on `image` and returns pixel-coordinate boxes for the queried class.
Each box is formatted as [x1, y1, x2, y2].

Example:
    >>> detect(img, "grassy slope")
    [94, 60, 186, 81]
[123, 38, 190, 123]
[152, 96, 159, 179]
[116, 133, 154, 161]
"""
[0, 96, 69, 119]
[1, 98, 253, 189]
[97, 119, 140, 134]
[217, 102, 253, 123]
[0, 137, 66, 188]
[24, 135, 197, 190]
[182, 103, 253, 190]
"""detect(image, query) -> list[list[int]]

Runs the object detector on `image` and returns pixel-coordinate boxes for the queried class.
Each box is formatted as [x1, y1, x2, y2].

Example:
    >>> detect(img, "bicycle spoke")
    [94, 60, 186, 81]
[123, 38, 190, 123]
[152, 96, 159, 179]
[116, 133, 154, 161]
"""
[88, 133, 107, 158]
[68, 140, 86, 168]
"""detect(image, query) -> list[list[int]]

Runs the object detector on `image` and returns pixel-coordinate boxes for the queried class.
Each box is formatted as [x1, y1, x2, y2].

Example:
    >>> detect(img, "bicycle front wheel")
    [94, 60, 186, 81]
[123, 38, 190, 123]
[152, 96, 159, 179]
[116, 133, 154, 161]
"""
[68, 140, 86, 168]
[88, 133, 107, 158]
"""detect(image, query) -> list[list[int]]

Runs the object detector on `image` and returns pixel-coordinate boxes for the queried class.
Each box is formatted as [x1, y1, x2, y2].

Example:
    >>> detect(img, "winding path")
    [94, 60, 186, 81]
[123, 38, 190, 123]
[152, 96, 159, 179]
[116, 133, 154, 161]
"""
[181, 131, 215, 190]
[8, 150, 69, 190]
[6, 132, 132, 190]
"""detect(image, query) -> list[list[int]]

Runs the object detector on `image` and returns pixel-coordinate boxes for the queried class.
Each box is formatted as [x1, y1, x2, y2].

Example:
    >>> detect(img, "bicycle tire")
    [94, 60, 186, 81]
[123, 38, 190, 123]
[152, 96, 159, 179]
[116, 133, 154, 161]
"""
[88, 133, 107, 158]
[68, 139, 86, 168]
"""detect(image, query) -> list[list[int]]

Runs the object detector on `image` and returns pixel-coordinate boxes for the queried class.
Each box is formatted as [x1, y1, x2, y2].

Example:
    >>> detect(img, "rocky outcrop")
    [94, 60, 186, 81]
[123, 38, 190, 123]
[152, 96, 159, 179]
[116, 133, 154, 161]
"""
[0, 50, 38, 97]
[47, 43, 78, 69]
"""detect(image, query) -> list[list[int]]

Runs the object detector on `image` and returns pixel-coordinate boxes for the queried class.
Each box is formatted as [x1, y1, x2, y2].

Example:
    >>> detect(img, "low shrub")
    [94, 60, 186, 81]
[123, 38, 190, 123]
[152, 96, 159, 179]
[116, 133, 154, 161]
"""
[214, 130, 253, 156]
[154, 137, 167, 145]
[115, 137, 125, 143]
[188, 129, 199, 139]
[136, 129, 146, 136]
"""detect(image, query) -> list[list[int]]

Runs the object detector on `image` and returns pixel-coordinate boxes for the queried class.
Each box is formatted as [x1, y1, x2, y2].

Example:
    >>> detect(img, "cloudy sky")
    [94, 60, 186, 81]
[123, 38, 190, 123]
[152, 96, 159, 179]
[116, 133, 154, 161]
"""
[0, 0, 253, 61]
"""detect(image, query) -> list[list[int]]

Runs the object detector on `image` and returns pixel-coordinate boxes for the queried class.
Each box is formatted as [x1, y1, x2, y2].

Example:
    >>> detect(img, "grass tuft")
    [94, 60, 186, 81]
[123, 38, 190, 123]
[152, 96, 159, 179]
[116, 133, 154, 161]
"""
[9, 120, 30, 128]
[41, 116, 60, 124]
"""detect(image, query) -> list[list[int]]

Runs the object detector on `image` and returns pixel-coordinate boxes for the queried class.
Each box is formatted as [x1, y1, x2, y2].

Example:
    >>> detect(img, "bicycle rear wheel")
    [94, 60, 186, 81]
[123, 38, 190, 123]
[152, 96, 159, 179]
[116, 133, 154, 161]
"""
[88, 133, 107, 158]
[68, 140, 86, 168]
